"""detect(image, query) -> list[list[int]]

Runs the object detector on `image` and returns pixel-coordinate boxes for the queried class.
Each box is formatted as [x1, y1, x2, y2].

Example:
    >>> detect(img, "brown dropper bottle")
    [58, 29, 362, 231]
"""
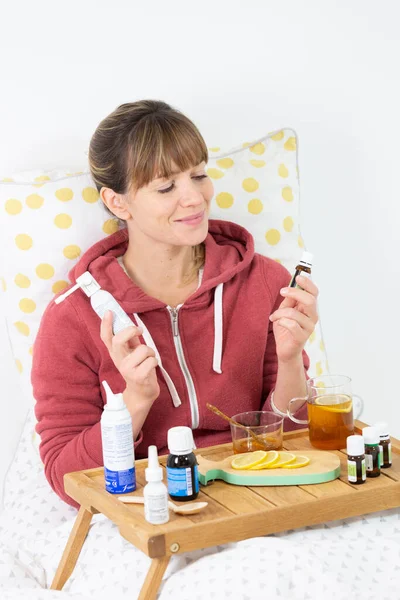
[290, 251, 313, 288]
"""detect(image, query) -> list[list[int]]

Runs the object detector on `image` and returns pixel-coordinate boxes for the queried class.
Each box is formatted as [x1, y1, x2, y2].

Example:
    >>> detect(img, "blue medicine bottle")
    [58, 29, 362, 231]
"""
[166, 427, 199, 501]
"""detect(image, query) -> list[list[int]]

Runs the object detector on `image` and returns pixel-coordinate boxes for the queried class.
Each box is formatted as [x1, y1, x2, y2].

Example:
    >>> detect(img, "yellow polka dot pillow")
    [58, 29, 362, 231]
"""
[0, 128, 327, 407]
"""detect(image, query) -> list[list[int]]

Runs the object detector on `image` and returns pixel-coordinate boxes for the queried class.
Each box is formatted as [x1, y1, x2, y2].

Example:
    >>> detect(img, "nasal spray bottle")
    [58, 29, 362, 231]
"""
[143, 446, 169, 525]
[100, 381, 136, 494]
[55, 271, 134, 334]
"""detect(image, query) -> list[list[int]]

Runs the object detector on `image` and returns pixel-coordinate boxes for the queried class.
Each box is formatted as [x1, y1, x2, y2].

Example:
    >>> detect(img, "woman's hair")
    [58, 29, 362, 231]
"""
[88, 100, 208, 283]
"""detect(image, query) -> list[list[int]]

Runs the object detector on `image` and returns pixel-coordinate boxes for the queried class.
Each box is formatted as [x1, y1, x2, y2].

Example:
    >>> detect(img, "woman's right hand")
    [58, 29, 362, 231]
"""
[100, 311, 160, 409]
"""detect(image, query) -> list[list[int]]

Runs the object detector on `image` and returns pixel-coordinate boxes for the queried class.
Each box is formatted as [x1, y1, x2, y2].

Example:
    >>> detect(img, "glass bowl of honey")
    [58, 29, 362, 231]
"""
[230, 411, 284, 454]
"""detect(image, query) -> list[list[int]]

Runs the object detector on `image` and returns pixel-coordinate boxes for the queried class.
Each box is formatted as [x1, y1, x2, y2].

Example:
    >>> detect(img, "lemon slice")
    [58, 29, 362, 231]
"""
[248, 450, 279, 470]
[264, 451, 296, 469]
[231, 450, 268, 470]
[315, 395, 352, 413]
[283, 455, 310, 469]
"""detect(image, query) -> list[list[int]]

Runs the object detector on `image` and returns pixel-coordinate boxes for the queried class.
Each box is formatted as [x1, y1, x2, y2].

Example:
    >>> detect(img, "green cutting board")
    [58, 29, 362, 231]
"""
[197, 451, 341, 486]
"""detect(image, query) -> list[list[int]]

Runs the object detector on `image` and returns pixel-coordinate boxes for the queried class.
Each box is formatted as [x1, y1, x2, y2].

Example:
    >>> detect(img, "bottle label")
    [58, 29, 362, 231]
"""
[348, 460, 357, 483]
[361, 459, 366, 480]
[365, 453, 374, 472]
[167, 466, 199, 497]
[290, 269, 311, 289]
[388, 443, 392, 464]
[144, 493, 169, 524]
[379, 444, 383, 468]
[104, 467, 136, 494]
[101, 421, 136, 494]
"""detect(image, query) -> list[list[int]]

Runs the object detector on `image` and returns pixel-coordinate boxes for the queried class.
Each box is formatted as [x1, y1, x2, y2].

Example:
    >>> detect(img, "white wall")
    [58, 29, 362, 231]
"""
[1, 0, 399, 459]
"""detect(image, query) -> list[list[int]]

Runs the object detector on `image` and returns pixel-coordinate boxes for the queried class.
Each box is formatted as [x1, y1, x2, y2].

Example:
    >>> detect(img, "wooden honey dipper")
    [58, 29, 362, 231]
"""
[206, 403, 267, 447]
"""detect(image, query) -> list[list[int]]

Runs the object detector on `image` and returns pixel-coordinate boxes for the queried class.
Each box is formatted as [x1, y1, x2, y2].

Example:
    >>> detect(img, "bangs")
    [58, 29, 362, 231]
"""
[126, 112, 208, 190]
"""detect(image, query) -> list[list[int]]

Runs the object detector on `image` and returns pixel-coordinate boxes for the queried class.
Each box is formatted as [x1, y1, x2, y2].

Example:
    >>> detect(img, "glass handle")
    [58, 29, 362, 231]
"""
[287, 396, 308, 425]
[352, 394, 363, 419]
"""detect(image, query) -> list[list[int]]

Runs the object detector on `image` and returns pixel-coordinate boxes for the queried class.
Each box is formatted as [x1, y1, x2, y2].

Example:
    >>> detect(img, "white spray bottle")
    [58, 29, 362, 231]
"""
[55, 271, 134, 334]
[144, 446, 169, 525]
[100, 380, 136, 494]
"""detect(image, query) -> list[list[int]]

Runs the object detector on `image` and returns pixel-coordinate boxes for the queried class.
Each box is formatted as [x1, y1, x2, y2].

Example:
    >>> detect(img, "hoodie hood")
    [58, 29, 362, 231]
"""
[68, 219, 255, 314]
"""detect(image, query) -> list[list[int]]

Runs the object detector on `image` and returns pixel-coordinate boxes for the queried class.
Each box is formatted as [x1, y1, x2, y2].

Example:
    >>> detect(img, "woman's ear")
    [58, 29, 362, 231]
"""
[100, 187, 132, 221]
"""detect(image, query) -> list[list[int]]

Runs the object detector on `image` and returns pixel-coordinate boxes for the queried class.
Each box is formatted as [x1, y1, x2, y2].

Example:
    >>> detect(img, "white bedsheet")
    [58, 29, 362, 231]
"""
[1, 409, 399, 600]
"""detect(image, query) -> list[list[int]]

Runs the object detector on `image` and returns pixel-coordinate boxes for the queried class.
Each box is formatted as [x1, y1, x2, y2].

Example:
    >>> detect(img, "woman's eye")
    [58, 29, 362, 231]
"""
[158, 174, 207, 194]
[158, 183, 175, 194]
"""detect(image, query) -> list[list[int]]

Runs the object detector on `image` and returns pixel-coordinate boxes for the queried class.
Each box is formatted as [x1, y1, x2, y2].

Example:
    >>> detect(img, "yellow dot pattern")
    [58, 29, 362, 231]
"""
[282, 186, 294, 202]
[207, 168, 224, 180]
[15, 234, 33, 250]
[26, 194, 44, 209]
[55, 188, 74, 202]
[14, 274, 31, 288]
[216, 158, 234, 169]
[250, 160, 266, 168]
[5, 199, 23, 215]
[216, 192, 234, 209]
[278, 164, 289, 178]
[248, 199, 263, 215]
[270, 131, 284, 141]
[82, 187, 99, 204]
[249, 143, 265, 155]
[14, 321, 30, 336]
[19, 298, 36, 313]
[63, 245, 81, 260]
[0, 277, 6, 291]
[284, 137, 297, 151]
[54, 214, 72, 229]
[36, 263, 55, 279]
[103, 219, 119, 235]
[52, 280, 69, 294]
[283, 216, 294, 232]
[265, 229, 281, 245]
[15, 359, 23, 374]
[242, 178, 259, 193]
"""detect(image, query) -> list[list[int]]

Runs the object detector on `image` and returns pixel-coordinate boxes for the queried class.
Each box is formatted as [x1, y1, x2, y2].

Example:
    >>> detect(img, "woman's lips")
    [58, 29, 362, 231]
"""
[176, 210, 205, 225]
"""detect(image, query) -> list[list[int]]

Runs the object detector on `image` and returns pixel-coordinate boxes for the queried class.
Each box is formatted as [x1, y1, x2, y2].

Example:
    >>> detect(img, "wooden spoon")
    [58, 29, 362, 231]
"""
[118, 496, 208, 515]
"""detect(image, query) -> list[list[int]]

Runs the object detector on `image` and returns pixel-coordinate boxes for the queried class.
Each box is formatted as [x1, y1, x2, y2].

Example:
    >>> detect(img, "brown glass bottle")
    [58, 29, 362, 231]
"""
[363, 427, 381, 478]
[347, 435, 366, 485]
[375, 422, 392, 468]
[290, 251, 313, 288]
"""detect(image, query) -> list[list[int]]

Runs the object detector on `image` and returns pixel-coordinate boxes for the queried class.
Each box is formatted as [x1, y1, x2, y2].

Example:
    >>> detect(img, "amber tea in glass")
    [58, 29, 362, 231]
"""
[230, 411, 283, 454]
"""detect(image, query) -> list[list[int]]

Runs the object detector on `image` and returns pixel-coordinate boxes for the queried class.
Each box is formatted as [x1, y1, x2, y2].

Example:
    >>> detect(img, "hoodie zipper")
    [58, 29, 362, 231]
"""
[167, 306, 200, 429]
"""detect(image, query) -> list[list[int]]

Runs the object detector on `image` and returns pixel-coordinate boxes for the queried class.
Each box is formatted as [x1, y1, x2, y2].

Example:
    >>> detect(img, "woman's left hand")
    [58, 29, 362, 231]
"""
[269, 275, 319, 363]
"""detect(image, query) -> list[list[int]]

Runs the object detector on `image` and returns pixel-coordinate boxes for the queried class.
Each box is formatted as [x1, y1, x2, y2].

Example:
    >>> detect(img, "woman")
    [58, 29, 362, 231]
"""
[32, 100, 318, 507]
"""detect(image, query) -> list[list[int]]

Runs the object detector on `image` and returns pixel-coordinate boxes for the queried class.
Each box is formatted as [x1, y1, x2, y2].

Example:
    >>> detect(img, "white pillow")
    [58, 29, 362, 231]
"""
[0, 128, 328, 419]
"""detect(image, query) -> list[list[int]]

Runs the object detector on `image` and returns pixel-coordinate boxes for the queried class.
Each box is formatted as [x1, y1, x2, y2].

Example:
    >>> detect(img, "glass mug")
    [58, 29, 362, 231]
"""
[287, 375, 363, 450]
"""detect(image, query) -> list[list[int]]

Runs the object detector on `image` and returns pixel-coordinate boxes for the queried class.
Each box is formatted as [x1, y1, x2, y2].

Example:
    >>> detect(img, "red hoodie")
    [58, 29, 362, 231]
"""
[32, 220, 309, 507]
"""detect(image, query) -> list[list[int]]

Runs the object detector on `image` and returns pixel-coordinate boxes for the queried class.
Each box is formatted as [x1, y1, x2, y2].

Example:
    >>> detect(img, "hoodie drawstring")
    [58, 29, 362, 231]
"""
[213, 283, 224, 374]
[133, 312, 182, 408]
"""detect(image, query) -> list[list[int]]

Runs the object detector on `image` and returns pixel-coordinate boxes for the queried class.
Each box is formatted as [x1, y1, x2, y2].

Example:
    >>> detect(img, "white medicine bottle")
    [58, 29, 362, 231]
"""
[100, 380, 136, 494]
[143, 446, 169, 525]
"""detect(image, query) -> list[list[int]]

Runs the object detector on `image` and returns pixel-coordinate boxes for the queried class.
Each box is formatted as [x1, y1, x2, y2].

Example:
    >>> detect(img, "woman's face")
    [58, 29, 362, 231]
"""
[126, 161, 214, 248]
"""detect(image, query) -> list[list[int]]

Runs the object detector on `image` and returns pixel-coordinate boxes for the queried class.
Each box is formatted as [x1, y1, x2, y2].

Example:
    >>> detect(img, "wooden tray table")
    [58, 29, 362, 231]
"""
[51, 421, 400, 600]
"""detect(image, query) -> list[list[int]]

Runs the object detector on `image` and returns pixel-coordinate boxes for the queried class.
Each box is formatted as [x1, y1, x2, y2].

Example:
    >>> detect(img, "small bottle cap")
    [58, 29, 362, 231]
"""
[299, 251, 313, 267]
[363, 426, 379, 445]
[374, 421, 389, 437]
[102, 380, 124, 410]
[347, 435, 365, 456]
[145, 445, 163, 482]
[168, 426, 194, 455]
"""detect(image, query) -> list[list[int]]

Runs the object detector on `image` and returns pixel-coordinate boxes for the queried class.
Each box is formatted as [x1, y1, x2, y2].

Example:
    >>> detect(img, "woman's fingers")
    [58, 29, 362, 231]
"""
[274, 318, 304, 342]
[100, 310, 142, 355]
[270, 307, 318, 329]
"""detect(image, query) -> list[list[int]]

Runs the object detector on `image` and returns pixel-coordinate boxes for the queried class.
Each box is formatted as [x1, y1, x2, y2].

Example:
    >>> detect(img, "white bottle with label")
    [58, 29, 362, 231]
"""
[143, 446, 169, 525]
[55, 271, 135, 334]
[100, 380, 136, 494]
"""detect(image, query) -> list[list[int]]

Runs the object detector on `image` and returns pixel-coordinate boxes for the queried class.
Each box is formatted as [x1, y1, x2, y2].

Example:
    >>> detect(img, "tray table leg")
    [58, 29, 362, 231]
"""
[138, 556, 171, 600]
[50, 506, 93, 590]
